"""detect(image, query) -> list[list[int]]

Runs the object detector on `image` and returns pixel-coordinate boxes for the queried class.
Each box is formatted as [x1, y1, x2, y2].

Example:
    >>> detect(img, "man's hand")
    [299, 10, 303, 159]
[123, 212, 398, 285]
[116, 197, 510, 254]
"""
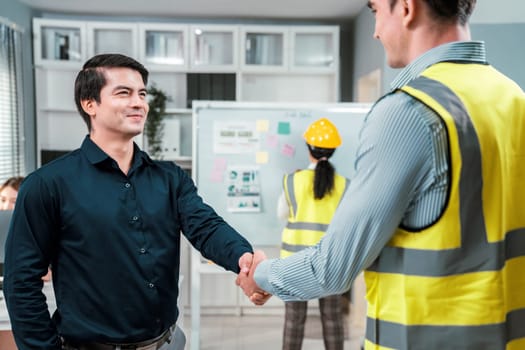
[238, 252, 253, 276]
[249, 290, 272, 306]
[236, 250, 272, 305]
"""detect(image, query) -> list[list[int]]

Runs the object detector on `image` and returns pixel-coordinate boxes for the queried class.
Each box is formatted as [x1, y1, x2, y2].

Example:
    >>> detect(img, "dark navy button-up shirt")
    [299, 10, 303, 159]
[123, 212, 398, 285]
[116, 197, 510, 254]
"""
[3, 136, 253, 349]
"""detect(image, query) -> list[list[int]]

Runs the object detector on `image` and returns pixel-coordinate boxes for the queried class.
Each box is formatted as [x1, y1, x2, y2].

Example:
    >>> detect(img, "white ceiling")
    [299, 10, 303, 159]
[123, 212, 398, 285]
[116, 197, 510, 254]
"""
[17, 0, 368, 21]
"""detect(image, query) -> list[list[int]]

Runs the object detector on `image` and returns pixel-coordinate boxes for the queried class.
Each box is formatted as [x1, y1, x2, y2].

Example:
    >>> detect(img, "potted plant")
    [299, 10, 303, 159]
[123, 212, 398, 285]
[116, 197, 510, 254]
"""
[145, 85, 168, 159]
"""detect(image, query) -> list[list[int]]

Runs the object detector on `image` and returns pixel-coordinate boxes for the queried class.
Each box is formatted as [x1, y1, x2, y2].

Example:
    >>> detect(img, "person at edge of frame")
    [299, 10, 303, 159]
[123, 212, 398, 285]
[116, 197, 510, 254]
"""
[277, 118, 348, 350]
[4, 53, 264, 350]
[237, 1, 525, 349]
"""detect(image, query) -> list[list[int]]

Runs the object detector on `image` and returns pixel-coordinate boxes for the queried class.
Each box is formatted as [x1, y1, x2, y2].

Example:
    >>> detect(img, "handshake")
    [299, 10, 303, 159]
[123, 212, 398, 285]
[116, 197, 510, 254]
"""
[236, 250, 272, 305]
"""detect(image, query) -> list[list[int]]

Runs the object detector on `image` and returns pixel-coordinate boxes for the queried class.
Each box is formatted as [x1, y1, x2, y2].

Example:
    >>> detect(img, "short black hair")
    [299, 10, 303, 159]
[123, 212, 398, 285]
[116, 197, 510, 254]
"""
[74, 53, 149, 131]
[389, 0, 476, 26]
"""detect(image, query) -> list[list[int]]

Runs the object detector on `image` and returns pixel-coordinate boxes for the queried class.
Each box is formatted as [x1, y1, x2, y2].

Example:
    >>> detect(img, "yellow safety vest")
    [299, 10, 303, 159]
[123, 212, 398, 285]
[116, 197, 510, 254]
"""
[280, 169, 348, 258]
[364, 62, 525, 350]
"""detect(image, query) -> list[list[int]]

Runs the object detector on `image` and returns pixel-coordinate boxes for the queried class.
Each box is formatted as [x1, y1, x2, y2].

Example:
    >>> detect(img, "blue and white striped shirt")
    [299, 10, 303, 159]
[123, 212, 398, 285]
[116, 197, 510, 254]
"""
[254, 41, 487, 300]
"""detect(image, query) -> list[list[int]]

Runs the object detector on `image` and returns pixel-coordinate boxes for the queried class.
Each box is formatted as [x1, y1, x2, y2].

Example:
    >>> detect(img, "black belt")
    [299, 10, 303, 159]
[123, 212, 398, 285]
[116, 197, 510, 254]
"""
[62, 325, 173, 350]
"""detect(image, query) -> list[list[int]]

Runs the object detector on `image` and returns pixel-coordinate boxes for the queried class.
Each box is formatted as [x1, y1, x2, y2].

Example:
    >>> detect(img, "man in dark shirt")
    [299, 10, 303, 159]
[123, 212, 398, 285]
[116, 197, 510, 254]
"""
[3, 53, 254, 350]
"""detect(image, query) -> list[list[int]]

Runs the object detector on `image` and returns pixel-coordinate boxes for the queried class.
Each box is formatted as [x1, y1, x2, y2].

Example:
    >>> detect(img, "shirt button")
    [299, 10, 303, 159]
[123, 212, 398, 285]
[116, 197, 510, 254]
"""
[140, 248, 146, 254]
[148, 283, 155, 288]
[125, 183, 131, 188]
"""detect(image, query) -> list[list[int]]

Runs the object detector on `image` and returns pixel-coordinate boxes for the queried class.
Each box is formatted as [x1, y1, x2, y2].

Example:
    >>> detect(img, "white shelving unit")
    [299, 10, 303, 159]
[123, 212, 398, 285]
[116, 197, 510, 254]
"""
[290, 26, 339, 73]
[238, 25, 339, 103]
[138, 23, 189, 71]
[87, 21, 139, 59]
[189, 24, 239, 72]
[33, 18, 86, 69]
[240, 25, 289, 72]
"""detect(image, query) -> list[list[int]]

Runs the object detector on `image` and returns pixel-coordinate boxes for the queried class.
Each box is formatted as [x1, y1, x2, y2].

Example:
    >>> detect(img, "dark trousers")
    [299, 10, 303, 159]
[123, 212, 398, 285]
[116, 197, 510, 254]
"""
[282, 294, 345, 350]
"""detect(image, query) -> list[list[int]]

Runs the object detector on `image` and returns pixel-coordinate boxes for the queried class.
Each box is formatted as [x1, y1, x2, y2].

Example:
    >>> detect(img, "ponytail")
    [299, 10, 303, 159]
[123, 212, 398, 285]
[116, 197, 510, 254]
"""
[308, 144, 336, 199]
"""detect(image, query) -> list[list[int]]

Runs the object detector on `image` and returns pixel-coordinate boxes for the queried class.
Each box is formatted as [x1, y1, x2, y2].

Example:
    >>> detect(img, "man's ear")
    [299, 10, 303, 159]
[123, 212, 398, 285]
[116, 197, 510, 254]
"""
[80, 99, 95, 117]
[402, 0, 417, 27]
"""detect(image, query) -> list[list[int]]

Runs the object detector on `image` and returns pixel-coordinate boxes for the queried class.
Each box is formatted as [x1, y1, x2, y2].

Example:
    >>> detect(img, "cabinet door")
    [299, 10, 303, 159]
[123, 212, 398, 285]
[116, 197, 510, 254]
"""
[138, 24, 189, 71]
[86, 22, 138, 59]
[240, 26, 288, 72]
[290, 26, 339, 73]
[33, 18, 86, 68]
[189, 25, 238, 72]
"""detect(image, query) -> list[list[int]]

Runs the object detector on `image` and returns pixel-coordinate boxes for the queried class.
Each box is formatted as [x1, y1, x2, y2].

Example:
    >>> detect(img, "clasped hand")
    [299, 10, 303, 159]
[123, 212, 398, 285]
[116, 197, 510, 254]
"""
[237, 250, 272, 305]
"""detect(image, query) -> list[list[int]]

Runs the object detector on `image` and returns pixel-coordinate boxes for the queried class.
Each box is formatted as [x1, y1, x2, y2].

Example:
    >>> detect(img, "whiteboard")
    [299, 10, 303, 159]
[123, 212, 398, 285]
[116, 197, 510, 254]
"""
[192, 101, 371, 247]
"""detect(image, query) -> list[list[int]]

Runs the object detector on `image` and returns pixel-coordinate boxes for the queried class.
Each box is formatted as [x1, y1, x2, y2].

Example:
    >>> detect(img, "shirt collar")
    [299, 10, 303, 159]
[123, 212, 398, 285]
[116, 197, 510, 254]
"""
[390, 41, 487, 91]
[80, 135, 154, 167]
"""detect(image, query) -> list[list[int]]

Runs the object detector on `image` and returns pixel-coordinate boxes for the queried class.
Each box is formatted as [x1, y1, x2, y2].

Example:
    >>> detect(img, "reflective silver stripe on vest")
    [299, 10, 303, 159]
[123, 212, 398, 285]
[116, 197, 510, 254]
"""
[506, 227, 525, 260]
[281, 242, 312, 253]
[366, 307, 525, 349]
[508, 308, 525, 342]
[282, 223, 328, 253]
[285, 222, 329, 232]
[367, 76, 525, 276]
[365, 317, 507, 350]
[366, 75, 525, 348]
[285, 174, 297, 216]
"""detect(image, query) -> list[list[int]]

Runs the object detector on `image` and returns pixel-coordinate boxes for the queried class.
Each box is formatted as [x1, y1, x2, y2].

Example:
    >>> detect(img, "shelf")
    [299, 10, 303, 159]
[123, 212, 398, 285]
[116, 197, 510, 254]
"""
[240, 26, 289, 73]
[189, 24, 238, 72]
[165, 108, 192, 114]
[87, 22, 139, 59]
[33, 18, 87, 68]
[139, 23, 189, 71]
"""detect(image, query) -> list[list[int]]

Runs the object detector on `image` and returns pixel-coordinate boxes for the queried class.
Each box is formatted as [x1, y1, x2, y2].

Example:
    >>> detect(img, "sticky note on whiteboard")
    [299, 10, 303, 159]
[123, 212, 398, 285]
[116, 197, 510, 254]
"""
[256, 151, 269, 164]
[281, 144, 295, 157]
[277, 122, 291, 135]
[266, 134, 278, 148]
[256, 119, 269, 132]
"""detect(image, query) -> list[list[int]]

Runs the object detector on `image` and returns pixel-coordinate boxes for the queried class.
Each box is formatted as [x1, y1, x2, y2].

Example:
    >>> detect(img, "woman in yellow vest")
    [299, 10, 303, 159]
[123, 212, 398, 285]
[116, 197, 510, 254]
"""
[277, 118, 349, 350]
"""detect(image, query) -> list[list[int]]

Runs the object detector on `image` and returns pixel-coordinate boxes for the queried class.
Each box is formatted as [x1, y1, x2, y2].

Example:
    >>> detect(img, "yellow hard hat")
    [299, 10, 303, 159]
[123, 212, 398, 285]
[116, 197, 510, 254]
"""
[303, 118, 342, 148]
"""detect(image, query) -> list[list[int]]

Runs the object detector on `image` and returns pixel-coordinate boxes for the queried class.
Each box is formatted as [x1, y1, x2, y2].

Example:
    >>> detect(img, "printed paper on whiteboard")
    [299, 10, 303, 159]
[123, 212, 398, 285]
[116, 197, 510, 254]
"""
[226, 165, 261, 212]
[213, 121, 259, 154]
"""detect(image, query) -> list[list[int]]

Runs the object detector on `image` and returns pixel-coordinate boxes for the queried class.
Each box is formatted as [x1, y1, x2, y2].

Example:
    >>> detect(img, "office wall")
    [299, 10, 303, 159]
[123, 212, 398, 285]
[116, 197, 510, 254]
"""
[351, 9, 384, 99]
[351, 3, 525, 98]
[469, 1, 525, 89]
[1, 0, 37, 172]
[470, 0, 525, 24]
[471, 23, 525, 88]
